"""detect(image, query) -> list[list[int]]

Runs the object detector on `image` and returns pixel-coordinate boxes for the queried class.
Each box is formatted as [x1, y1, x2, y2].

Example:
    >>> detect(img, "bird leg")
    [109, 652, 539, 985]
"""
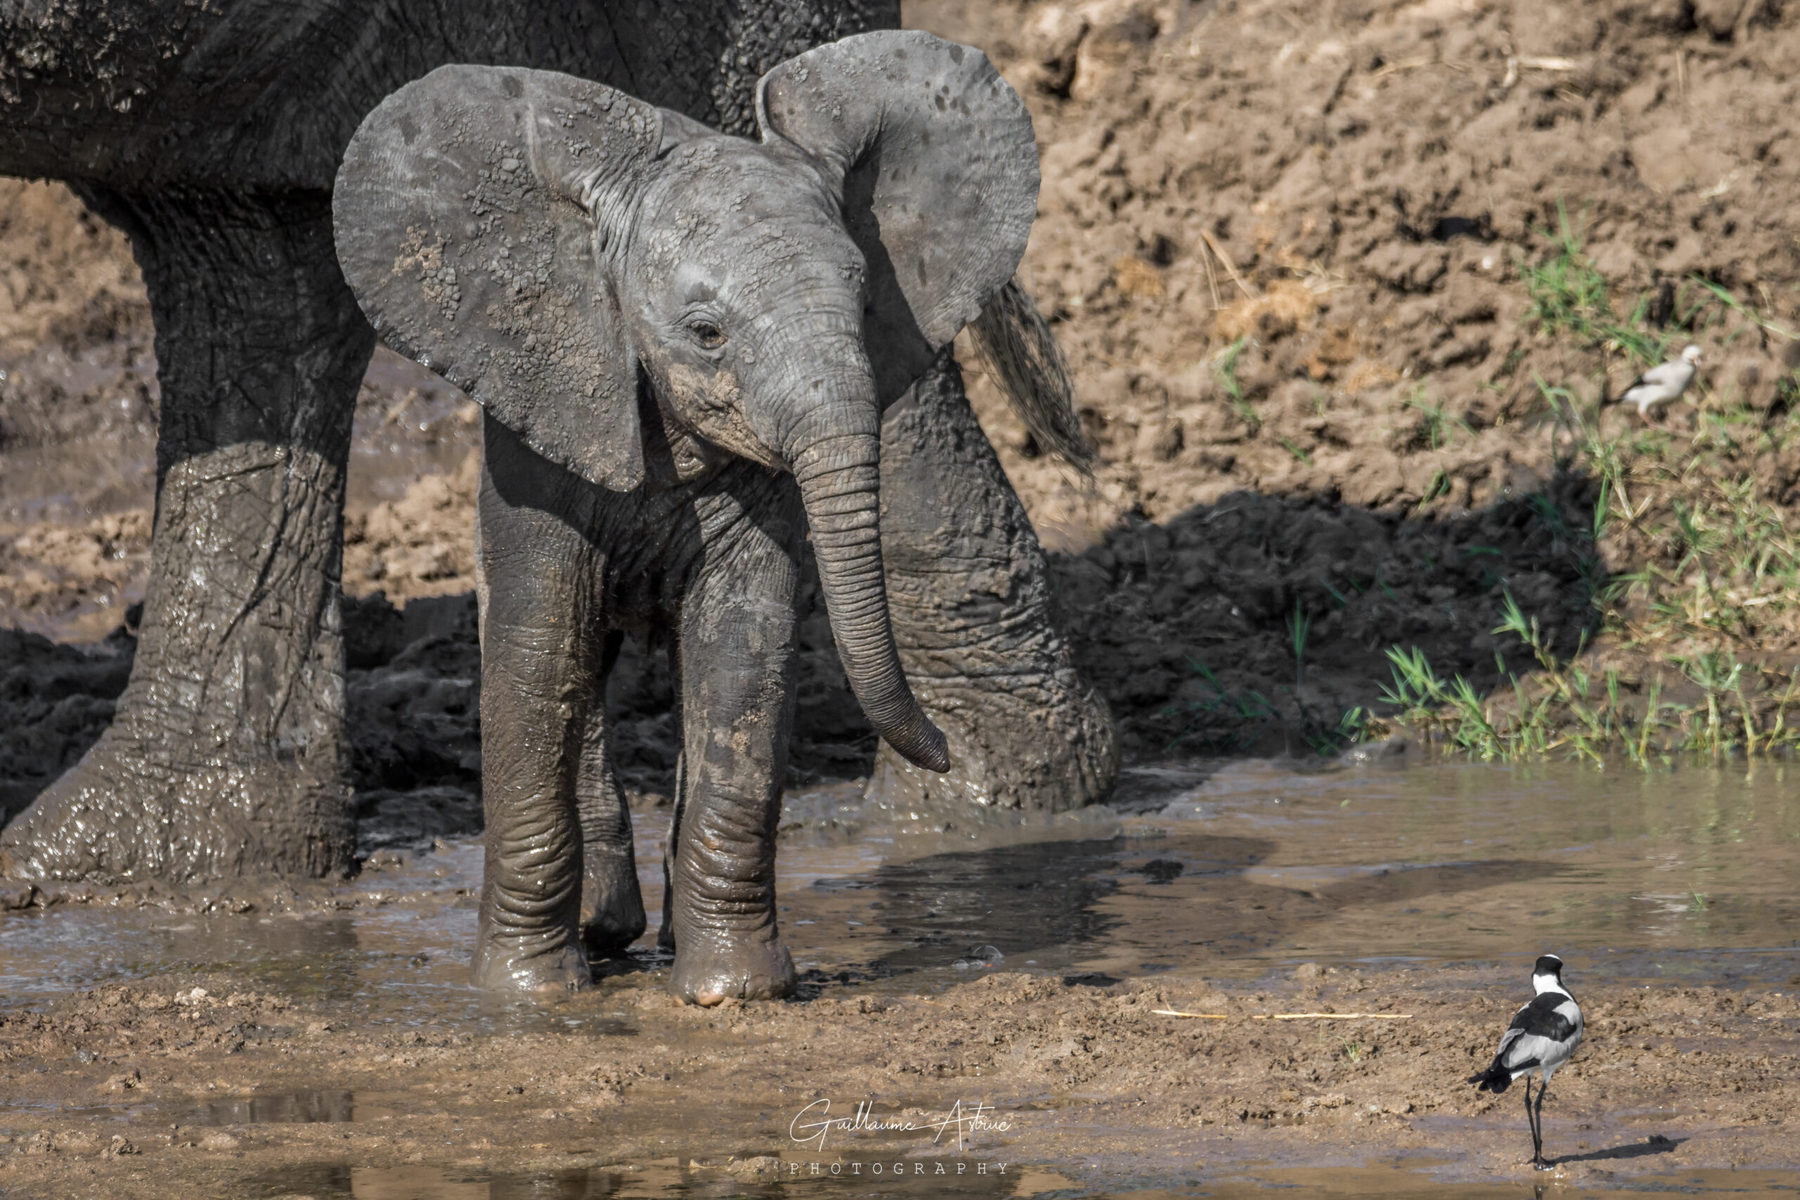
[1523, 1077, 1542, 1168]
[1533, 1079, 1551, 1170]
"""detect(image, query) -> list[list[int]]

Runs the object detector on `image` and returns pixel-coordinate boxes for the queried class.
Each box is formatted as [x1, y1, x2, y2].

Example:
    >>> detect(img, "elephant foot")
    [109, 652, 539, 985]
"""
[671, 935, 795, 1006]
[579, 857, 648, 957]
[867, 679, 1117, 815]
[471, 932, 593, 993]
[0, 725, 352, 883]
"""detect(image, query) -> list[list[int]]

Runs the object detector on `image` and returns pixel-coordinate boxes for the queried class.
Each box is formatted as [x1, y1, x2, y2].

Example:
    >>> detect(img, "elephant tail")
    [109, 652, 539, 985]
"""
[969, 277, 1095, 473]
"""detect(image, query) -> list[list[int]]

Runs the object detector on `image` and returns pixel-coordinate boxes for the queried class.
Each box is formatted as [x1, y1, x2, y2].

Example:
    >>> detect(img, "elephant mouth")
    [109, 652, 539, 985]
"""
[657, 363, 781, 472]
[637, 383, 770, 487]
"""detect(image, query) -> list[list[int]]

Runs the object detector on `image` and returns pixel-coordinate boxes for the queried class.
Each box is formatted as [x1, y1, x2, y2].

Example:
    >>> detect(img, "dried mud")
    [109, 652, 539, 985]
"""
[2, 966, 1796, 1198]
[922, 0, 1800, 757]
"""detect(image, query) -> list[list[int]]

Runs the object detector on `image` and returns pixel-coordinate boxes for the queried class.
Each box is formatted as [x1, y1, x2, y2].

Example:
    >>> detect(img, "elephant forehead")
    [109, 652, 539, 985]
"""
[647, 140, 846, 244]
[637, 166, 865, 298]
[661, 133, 817, 192]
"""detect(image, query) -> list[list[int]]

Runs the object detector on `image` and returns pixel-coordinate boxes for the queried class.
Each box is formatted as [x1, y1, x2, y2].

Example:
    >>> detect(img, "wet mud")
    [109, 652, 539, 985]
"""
[4, 761, 1800, 1196]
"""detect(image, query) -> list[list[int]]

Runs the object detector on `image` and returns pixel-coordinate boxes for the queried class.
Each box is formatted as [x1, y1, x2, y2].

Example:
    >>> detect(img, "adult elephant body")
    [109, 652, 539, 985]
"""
[0, 6, 852, 187]
[0, 4, 1114, 892]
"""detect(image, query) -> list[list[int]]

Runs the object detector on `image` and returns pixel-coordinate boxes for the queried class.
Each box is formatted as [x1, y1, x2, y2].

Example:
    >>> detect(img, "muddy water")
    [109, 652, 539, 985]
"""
[1053, 758, 1800, 988]
[783, 759, 1800, 997]
[3, 757, 1799, 1196]
[5, 758, 1800, 1008]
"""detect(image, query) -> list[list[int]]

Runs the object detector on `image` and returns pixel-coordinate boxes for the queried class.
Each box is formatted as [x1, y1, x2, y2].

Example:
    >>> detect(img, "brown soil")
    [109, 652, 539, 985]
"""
[1, 957, 1795, 1197]
[921, 0, 1800, 758]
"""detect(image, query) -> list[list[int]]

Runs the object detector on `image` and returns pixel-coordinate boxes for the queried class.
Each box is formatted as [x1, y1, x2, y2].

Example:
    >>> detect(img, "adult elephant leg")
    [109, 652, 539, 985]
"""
[869, 352, 1118, 814]
[0, 187, 371, 882]
[576, 632, 648, 957]
[471, 419, 602, 992]
[667, 482, 802, 1006]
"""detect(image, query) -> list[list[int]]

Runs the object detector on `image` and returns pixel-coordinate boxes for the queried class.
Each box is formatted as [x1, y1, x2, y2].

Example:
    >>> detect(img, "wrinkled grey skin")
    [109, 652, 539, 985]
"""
[332, 33, 1098, 1002]
[0, 2, 1115, 890]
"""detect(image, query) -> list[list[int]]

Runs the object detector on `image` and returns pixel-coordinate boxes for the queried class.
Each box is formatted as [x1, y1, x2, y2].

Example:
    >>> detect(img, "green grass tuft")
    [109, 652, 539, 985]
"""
[1375, 201, 1800, 768]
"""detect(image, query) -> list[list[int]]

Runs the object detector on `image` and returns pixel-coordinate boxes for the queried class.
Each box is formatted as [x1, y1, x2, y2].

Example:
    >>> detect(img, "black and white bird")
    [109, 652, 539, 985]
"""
[1615, 344, 1701, 419]
[1468, 954, 1584, 1170]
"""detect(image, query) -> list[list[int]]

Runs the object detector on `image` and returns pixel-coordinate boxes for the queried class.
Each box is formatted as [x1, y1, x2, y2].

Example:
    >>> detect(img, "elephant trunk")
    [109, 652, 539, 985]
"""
[785, 392, 950, 775]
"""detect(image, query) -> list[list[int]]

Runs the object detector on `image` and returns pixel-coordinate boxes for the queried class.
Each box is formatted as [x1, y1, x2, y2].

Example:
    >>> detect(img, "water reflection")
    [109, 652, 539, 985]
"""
[188, 1089, 356, 1126]
[862, 838, 1128, 975]
[0, 911, 365, 1002]
[827, 831, 1557, 984]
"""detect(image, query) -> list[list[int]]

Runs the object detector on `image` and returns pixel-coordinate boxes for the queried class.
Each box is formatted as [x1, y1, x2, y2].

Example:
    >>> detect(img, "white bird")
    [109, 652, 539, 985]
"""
[1615, 344, 1701, 418]
[1468, 953, 1584, 1170]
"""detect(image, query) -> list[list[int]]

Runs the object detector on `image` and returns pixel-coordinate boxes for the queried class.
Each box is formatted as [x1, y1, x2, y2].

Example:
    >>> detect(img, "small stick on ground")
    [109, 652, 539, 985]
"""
[1153, 1009, 1414, 1020]
[1500, 53, 1579, 90]
[1198, 229, 1256, 300]
[1199, 238, 1222, 311]
[1256, 1012, 1413, 1020]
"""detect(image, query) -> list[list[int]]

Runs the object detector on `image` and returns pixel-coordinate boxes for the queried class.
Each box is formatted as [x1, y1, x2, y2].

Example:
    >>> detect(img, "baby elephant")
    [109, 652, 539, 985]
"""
[332, 31, 1040, 1002]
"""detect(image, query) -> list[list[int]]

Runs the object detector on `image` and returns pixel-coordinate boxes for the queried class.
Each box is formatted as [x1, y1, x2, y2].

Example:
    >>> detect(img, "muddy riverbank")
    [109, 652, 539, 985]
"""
[4, 761, 1800, 1197]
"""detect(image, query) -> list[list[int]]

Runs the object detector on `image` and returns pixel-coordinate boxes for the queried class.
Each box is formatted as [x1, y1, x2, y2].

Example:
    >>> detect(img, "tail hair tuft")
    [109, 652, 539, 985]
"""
[969, 278, 1095, 474]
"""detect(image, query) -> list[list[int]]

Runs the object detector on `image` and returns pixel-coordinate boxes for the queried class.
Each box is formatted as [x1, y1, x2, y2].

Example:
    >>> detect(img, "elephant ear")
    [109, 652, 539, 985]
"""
[333, 64, 660, 491]
[755, 31, 1040, 404]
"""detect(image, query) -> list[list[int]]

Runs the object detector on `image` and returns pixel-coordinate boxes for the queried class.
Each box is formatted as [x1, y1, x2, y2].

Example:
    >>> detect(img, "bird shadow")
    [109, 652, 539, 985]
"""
[1552, 1134, 1685, 1166]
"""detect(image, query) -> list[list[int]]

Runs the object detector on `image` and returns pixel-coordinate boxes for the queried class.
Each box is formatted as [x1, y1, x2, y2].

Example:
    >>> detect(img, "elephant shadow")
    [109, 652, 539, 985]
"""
[0, 459, 1609, 840]
[778, 832, 1561, 989]
[1039, 470, 1610, 762]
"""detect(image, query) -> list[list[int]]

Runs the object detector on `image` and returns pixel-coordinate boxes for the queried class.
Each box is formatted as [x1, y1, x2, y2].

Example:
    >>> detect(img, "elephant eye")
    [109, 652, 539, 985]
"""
[688, 319, 726, 351]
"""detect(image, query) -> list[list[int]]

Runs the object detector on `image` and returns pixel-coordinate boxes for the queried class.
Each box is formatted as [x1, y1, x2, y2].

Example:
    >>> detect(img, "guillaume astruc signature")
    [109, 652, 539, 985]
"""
[789, 1099, 1013, 1151]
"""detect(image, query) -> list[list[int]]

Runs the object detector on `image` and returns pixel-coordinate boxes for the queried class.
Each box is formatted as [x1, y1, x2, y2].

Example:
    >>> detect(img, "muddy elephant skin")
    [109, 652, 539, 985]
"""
[330, 32, 1094, 1002]
[1, 2, 1111, 889]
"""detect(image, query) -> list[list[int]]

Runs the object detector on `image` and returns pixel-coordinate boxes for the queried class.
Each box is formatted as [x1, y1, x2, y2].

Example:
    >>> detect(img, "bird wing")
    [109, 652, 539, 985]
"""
[1493, 993, 1581, 1071]
[1622, 359, 1691, 397]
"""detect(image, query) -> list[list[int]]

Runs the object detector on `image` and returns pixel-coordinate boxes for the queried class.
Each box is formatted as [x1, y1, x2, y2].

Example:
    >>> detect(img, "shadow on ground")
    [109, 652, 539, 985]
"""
[1056, 472, 1606, 760]
[0, 468, 1604, 850]
[1553, 1135, 1686, 1166]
